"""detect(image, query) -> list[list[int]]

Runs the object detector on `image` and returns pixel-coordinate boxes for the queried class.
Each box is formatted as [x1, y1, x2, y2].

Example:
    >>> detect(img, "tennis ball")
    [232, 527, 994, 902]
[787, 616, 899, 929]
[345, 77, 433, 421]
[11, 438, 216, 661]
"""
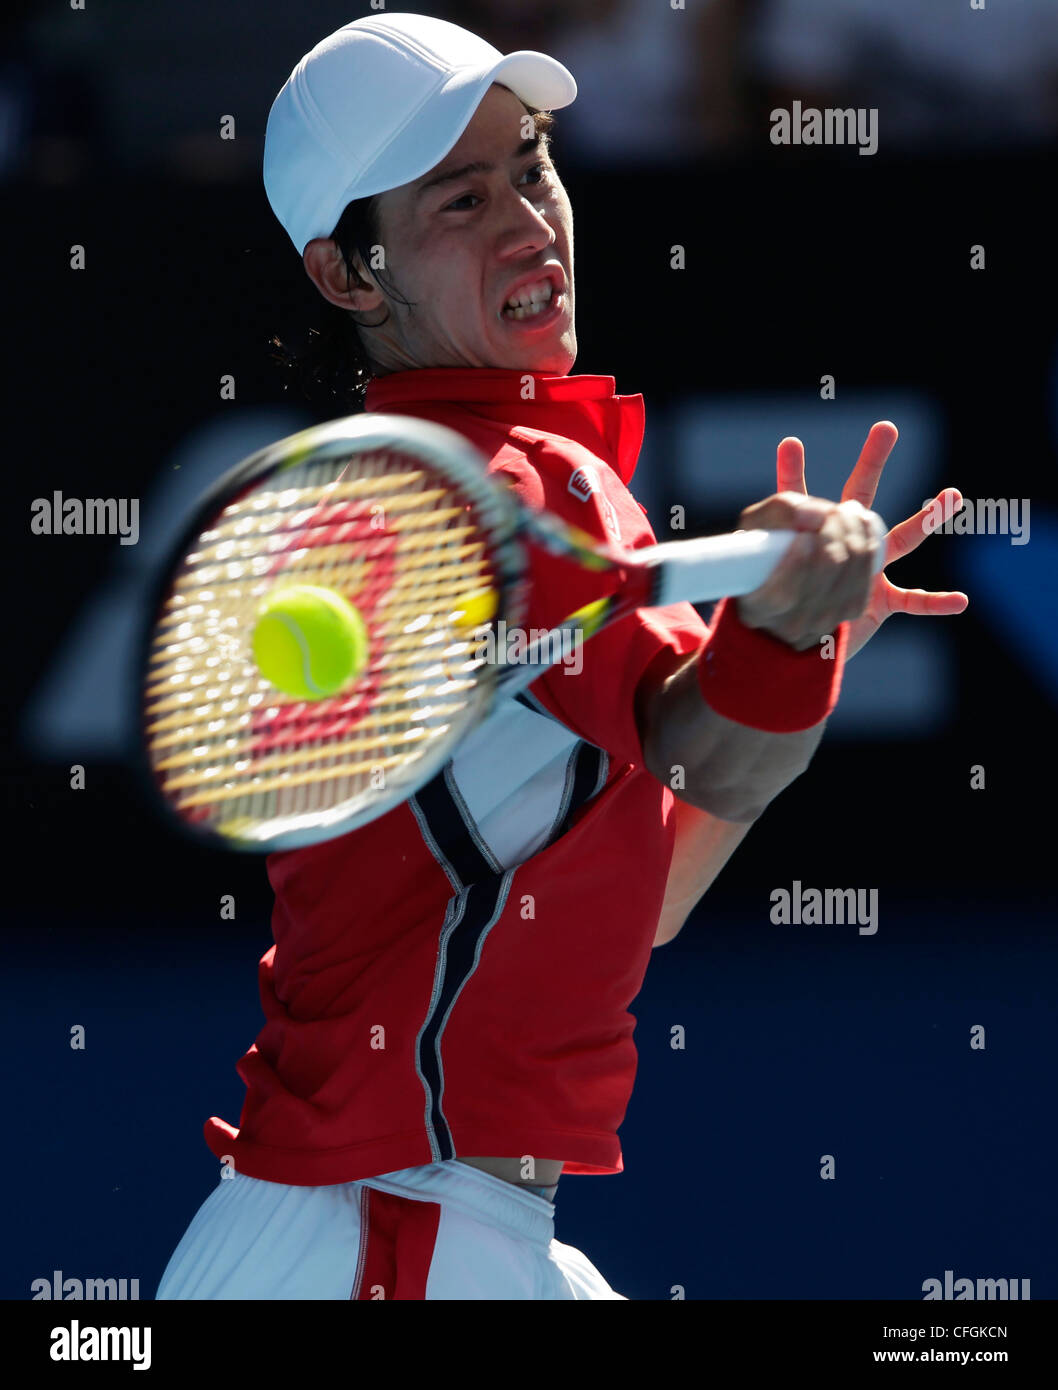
[252, 584, 368, 700]
[450, 586, 499, 629]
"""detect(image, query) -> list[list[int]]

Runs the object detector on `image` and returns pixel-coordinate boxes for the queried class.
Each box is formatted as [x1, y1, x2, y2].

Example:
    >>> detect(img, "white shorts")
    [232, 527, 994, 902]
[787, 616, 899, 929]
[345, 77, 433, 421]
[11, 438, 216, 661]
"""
[155, 1160, 627, 1300]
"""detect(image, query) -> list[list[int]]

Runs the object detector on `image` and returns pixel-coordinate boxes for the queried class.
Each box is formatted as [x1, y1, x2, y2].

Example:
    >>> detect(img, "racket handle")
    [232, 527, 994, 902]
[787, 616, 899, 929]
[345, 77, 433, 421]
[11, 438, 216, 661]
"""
[489, 513, 887, 704]
[647, 513, 887, 607]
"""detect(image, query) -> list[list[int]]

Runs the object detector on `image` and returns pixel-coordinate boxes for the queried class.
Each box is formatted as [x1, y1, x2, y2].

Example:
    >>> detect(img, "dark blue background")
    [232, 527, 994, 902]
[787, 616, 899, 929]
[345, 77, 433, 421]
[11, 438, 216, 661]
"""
[4, 898, 1054, 1302]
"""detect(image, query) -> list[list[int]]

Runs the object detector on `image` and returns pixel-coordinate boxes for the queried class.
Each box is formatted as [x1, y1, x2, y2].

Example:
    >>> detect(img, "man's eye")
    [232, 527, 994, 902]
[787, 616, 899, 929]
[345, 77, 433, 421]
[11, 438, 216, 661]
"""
[443, 164, 549, 212]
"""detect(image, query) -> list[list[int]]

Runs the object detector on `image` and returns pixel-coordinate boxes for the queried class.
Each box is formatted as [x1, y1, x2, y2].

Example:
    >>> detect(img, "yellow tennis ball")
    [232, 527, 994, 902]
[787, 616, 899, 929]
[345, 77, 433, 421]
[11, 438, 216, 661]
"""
[252, 584, 368, 700]
[450, 586, 499, 629]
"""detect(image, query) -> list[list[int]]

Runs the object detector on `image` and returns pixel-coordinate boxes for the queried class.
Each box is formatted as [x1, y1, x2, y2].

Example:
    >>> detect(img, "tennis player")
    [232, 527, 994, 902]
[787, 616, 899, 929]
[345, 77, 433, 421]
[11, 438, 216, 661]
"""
[155, 13, 966, 1300]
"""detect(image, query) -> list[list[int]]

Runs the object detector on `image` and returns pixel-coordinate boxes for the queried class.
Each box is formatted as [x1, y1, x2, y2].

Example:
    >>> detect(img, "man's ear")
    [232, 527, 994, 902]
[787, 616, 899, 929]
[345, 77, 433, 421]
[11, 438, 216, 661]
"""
[303, 238, 384, 314]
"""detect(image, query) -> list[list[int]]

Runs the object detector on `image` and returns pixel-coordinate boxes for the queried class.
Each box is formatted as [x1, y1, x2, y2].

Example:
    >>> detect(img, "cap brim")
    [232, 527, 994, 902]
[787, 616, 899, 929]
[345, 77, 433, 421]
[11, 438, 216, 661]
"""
[486, 50, 577, 112]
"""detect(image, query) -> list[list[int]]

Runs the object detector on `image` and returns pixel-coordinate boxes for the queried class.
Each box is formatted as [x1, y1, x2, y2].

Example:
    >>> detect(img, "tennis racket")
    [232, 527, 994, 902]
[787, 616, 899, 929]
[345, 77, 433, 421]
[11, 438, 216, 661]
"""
[139, 412, 886, 852]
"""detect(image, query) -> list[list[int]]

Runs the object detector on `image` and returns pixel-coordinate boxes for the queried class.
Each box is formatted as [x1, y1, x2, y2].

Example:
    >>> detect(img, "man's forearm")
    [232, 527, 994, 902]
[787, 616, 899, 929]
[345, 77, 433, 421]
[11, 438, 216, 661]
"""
[639, 651, 828, 822]
[653, 799, 755, 946]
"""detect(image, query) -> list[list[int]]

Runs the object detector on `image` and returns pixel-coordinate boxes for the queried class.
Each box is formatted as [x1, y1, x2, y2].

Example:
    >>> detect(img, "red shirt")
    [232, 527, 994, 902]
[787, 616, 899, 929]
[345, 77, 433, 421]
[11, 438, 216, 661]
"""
[204, 370, 709, 1183]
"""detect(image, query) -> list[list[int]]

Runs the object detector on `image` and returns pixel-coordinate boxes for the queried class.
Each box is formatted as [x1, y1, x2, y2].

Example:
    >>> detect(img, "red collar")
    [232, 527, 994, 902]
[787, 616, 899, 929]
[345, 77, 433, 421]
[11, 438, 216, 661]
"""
[363, 369, 646, 486]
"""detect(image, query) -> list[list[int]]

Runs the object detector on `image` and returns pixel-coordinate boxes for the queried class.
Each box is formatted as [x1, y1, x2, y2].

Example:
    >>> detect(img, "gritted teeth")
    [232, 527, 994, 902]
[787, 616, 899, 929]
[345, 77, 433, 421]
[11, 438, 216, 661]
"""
[503, 279, 555, 313]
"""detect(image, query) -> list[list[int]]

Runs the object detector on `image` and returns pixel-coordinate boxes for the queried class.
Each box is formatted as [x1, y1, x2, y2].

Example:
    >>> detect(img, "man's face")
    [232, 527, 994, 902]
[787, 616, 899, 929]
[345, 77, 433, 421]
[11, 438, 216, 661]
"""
[345, 84, 576, 375]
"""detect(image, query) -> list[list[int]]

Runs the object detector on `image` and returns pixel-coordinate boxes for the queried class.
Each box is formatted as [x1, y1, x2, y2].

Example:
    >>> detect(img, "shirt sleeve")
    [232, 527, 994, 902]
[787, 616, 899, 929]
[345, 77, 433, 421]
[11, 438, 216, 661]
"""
[490, 450, 709, 771]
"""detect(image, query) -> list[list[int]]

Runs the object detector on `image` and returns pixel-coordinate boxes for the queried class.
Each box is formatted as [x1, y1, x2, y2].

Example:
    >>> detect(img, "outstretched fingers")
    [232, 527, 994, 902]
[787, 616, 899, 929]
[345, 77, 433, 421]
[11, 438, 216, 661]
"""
[840, 421, 899, 508]
[881, 578, 968, 617]
[884, 488, 962, 565]
[775, 437, 807, 495]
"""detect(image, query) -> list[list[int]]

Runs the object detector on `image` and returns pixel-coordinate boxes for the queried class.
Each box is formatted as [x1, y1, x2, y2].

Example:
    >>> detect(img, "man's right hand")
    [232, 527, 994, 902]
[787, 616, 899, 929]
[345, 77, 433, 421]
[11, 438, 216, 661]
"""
[734, 491, 884, 651]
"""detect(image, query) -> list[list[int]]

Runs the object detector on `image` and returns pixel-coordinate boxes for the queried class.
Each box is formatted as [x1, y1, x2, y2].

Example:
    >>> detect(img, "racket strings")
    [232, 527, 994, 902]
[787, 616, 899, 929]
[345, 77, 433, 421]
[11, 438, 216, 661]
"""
[174, 495, 466, 578]
[144, 446, 501, 839]
[160, 538, 486, 610]
[147, 564, 492, 680]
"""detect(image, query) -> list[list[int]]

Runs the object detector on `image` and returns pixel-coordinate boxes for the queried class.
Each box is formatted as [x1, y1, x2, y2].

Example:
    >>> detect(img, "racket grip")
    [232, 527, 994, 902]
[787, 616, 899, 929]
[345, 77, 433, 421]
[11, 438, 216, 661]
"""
[647, 512, 887, 607]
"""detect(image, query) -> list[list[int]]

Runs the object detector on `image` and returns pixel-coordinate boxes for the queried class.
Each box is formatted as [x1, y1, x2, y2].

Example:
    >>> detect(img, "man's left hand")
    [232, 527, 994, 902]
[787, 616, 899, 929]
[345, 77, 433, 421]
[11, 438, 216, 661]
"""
[774, 421, 969, 659]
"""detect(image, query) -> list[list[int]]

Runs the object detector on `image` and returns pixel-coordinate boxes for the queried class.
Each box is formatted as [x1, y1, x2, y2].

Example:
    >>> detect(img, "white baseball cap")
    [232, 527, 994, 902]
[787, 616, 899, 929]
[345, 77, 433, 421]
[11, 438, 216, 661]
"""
[264, 12, 577, 256]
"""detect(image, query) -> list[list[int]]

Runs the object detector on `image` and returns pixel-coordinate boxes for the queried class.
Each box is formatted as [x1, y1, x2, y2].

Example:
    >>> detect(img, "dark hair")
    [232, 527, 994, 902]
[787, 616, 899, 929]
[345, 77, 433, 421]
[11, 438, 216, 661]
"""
[268, 107, 556, 414]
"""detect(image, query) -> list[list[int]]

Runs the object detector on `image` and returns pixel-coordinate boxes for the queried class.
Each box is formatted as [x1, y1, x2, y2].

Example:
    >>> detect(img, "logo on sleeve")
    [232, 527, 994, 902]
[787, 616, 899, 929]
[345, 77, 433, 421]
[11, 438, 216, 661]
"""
[567, 465, 621, 541]
[567, 466, 599, 503]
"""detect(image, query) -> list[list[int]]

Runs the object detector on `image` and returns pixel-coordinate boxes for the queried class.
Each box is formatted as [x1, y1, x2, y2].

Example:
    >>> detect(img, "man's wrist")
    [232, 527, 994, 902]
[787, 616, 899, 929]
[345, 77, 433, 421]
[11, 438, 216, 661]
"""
[696, 596, 849, 733]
